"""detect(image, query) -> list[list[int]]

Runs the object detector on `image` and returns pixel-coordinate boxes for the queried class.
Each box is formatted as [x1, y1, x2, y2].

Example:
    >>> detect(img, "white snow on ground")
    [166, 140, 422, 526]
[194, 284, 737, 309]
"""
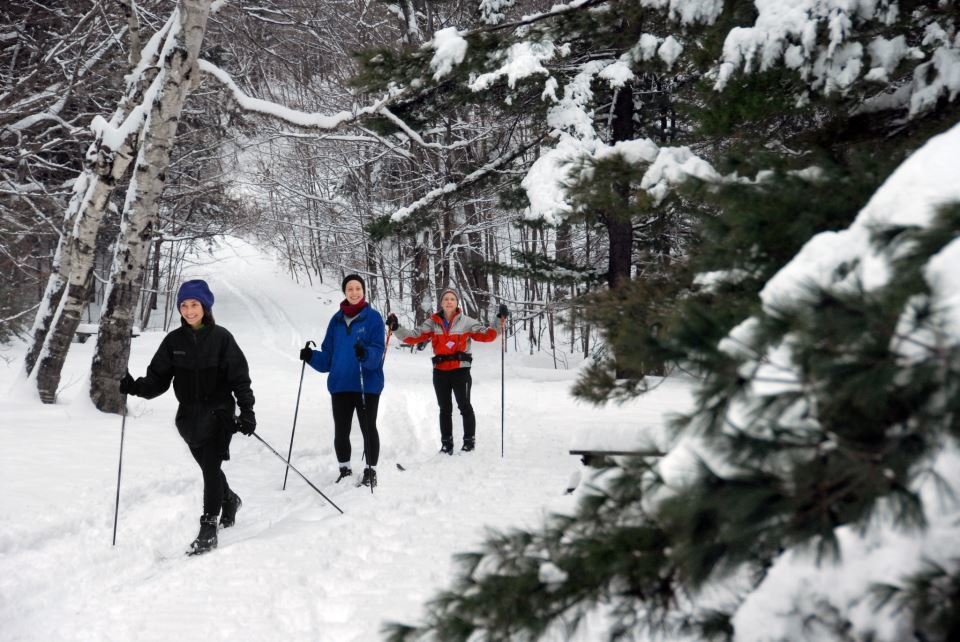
[0, 239, 691, 642]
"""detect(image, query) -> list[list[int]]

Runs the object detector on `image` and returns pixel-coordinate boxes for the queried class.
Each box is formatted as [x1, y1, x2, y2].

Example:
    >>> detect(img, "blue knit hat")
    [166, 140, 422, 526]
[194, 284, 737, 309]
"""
[177, 279, 214, 310]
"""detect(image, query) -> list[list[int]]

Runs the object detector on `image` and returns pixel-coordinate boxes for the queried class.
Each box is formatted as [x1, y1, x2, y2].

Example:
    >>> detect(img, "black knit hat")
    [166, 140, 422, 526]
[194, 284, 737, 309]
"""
[341, 274, 365, 294]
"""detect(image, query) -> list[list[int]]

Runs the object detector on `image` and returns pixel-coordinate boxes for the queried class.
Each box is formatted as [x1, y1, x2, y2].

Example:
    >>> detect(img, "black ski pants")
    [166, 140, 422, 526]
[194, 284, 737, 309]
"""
[331, 392, 380, 467]
[189, 437, 232, 517]
[433, 367, 475, 446]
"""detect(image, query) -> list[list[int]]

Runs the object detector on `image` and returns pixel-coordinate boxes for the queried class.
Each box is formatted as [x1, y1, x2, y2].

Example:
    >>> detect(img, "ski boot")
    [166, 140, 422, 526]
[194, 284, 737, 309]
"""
[335, 467, 352, 483]
[461, 438, 475, 452]
[360, 467, 377, 489]
[439, 441, 454, 455]
[220, 490, 242, 528]
[187, 514, 218, 556]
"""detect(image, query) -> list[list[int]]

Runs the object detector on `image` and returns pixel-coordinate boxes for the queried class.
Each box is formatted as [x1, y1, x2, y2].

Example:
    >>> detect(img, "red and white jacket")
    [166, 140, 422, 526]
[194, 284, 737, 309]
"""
[394, 310, 497, 371]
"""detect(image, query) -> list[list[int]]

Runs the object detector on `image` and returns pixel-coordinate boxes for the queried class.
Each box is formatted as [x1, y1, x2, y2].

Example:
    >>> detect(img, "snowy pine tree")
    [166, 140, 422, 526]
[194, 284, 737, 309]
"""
[379, 1, 960, 640]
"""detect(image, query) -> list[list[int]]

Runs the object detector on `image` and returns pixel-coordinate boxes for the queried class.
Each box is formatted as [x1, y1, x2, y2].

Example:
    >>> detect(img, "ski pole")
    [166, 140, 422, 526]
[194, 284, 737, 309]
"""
[380, 328, 392, 367]
[500, 315, 506, 458]
[253, 433, 344, 515]
[112, 403, 127, 546]
[283, 340, 315, 491]
[356, 339, 368, 465]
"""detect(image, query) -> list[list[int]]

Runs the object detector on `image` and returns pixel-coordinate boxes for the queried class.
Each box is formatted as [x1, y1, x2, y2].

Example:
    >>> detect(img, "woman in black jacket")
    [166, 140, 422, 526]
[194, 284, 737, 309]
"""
[120, 279, 256, 555]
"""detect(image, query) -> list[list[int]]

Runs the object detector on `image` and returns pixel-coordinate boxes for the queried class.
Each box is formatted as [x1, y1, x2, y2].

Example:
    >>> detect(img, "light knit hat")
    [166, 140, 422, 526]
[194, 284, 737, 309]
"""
[438, 286, 460, 311]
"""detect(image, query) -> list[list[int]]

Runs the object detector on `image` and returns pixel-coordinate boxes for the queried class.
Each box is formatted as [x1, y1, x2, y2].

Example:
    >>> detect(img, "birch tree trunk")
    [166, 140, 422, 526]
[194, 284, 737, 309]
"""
[28, 16, 171, 398]
[91, 0, 213, 413]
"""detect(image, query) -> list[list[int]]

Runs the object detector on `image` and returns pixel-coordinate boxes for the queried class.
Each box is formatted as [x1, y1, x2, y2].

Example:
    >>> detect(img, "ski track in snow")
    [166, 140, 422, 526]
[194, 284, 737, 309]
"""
[0, 240, 691, 641]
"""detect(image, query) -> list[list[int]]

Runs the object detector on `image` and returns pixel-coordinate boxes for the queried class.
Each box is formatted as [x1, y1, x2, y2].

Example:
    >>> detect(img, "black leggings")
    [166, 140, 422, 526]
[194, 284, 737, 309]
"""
[189, 436, 231, 516]
[330, 392, 380, 467]
[433, 367, 475, 445]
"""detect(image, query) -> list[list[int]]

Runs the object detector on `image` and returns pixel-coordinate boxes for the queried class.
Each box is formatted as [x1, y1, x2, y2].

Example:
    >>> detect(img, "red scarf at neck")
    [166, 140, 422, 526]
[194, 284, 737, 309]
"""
[340, 298, 367, 317]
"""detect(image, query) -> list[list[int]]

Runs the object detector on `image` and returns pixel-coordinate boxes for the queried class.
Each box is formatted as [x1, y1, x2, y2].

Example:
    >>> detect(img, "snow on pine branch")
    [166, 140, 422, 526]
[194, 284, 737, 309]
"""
[468, 40, 565, 91]
[714, 0, 960, 114]
[717, 120, 960, 436]
[714, 0, 900, 92]
[759, 121, 960, 322]
[198, 60, 396, 130]
[522, 135, 721, 224]
[479, 0, 515, 26]
[430, 27, 468, 80]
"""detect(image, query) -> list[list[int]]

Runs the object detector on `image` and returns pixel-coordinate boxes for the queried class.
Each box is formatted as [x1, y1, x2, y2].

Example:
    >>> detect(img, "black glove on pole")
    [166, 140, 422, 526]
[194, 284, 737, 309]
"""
[383, 313, 397, 368]
[119, 371, 136, 395]
[112, 401, 127, 546]
[237, 409, 257, 435]
[283, 340, 315, 491]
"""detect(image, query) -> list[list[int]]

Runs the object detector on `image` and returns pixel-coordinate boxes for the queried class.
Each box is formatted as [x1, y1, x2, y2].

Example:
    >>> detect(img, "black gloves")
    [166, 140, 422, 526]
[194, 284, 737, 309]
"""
[354, 341, 367, 362]
[496, 304, 509, 320]
[119, 371, 137, 396]
[236, 408, 256, 436]
[299, 347, 313, 362]
[385, 313, 399, 332]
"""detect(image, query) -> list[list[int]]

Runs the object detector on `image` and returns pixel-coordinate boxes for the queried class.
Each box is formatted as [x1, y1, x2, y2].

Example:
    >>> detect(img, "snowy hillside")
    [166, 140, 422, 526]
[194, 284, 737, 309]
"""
[0, 241, 691, 641]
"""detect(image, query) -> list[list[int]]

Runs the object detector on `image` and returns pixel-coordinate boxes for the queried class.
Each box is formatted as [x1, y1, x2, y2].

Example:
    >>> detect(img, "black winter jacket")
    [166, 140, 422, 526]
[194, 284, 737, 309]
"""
[132, 320, 255, 447]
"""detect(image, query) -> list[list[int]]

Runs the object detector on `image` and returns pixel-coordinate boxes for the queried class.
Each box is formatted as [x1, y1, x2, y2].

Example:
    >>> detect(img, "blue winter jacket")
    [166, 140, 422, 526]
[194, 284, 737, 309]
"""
[308, 305, 385, 394]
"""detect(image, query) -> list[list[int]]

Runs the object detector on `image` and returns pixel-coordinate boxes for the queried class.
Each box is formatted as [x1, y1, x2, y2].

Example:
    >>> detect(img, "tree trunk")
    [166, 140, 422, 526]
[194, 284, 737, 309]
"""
[140, 238, 163, 329]
[412, 231, 430, 324]
[605, 83, 634, 290]
[463, 201, 487, 314]
[91, 0, 213, 413]
[23, 18, 170, 379]
[31, 57, 167, 401]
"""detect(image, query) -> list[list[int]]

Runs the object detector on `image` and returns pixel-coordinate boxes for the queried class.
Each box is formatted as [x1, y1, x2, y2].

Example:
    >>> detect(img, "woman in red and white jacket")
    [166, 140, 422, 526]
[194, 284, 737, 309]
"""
[387, 287, 507, 454]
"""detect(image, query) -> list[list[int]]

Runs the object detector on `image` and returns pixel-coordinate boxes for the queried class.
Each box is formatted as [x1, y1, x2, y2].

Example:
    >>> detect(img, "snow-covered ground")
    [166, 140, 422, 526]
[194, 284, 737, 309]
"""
[0, 240, 692, 642]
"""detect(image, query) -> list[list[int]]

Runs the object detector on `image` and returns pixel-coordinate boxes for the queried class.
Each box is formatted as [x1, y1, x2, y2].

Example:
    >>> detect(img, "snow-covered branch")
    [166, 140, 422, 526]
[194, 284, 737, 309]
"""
[380, 107, 479, 151]
[198, 59, 397, 131]
[390, 133, 546, 222]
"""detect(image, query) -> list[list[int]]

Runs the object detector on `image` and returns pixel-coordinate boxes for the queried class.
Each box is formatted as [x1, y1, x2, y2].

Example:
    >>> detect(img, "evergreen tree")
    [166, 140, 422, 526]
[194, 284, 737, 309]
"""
[378, 1, 960, 640]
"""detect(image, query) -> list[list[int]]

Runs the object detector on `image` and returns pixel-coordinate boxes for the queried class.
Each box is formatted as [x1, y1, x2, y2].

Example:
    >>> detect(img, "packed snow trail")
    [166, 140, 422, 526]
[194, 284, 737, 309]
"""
[0, 240, 689, 641]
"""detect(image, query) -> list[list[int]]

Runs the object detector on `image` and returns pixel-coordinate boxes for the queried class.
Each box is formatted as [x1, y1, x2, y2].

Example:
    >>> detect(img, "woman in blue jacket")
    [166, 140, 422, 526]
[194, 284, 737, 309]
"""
[300, 274, 384, 488]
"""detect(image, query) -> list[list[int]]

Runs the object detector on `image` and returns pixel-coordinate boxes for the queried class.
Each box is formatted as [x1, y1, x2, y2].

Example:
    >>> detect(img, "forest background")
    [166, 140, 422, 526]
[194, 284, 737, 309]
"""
[2, 1, 960, 640]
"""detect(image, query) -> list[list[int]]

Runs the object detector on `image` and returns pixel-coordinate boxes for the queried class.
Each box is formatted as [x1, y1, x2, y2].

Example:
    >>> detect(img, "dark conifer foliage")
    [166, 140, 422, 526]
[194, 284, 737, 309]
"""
[379, 0, 960, 640]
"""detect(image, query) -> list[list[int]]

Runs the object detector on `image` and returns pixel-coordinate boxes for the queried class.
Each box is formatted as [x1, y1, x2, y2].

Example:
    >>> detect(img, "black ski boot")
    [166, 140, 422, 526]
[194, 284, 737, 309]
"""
[187, 514, 218, 556]
[461, 439, 475, 452]
[220, 490, 242, 528]
[360, 467, 377, 489]
[335, 467, 352, 483]
[439, 441, 454, 455]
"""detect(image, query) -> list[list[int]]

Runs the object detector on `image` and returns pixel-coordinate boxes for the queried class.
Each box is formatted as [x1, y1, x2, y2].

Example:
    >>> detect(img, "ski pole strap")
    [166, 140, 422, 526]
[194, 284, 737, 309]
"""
[432, 352, 473, 366]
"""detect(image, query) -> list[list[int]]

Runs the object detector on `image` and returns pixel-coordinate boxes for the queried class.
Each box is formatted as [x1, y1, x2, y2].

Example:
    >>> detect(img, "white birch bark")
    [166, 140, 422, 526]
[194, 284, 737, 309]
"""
[25, 17, 174, 395]
[91, 0, 213, 413]
[118, 0, 142, 67]
[401, 0, 422, 45]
